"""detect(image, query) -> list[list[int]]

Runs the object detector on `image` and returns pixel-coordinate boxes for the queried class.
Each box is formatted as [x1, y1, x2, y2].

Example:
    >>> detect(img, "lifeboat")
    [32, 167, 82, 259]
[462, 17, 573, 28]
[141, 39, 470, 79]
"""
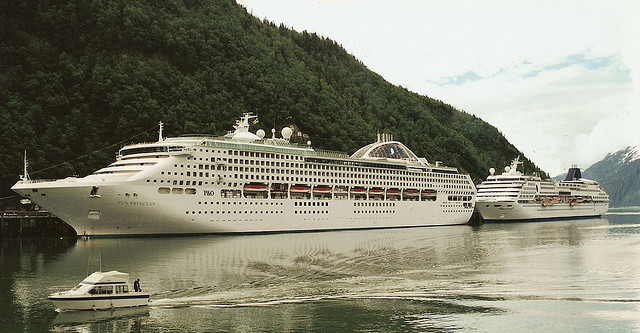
[421, 189, 437, 201]
[540, 195, 560, 207]
[368, 188, 384, 195]
[313, 185, 332, 198]
[573, 196, 588, 203]
[542, 199, 557, 206]
[312, 185, 332, 193]
[386, 188, 401, 196]
[350, 187, 367, 199]
[243, 183, 268, 191]
[403, 189, 419, 196]
[290, 184, 311, 193]
[349, 187, 366, 194]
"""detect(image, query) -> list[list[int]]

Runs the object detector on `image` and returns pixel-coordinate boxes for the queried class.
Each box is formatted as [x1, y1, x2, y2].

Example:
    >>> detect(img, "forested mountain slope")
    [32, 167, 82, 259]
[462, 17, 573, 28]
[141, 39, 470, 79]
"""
[0, 0, 543, 197]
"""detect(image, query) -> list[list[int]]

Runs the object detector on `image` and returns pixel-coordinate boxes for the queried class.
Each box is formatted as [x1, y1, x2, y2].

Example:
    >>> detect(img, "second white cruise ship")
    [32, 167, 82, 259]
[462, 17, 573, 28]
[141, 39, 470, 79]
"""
[12, 114, 476, 236]
[476, 157, 609, 221]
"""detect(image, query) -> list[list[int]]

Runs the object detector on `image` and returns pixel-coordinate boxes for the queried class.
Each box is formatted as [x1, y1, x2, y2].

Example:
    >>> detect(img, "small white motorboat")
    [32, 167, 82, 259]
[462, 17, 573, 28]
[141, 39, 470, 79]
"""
[49, 271, 150, 311]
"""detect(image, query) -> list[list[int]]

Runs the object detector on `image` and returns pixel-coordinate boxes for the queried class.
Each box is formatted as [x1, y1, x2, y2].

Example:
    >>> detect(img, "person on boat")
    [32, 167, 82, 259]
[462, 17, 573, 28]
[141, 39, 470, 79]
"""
[134, 278, 141, 292]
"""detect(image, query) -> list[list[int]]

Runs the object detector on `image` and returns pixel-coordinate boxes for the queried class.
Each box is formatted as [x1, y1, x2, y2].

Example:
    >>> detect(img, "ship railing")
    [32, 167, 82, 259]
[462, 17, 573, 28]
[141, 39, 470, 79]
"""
[48, 285, 75, 294]
[17, 178, 59, 184]
[222, 136, 309, 148]
[215, 136, 349, 158]
[128, 134, 350, 159]
[2, 210, 53, 218]
[313, 149, 349, 158]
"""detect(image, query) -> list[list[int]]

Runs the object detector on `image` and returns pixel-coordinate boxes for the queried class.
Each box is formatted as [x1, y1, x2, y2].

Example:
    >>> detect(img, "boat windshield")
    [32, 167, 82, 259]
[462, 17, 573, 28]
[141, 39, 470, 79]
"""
[88, 285, 114, 295]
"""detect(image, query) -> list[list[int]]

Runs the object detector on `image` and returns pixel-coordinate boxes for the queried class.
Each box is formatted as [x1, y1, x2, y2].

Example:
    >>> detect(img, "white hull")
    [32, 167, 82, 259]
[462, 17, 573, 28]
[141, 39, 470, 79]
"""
[49, 293, 150, 311]
[476, 200, 609, 221]
[12, 177, 472, 235]
[475, 157, 609, 222]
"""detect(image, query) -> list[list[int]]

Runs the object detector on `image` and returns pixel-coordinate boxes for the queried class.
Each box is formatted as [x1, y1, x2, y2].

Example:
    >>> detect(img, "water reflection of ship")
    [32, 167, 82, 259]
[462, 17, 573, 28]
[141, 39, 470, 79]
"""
[51, 306, 149, 326]
[45, 218, 612, 308]
[47, 227, 472, 304]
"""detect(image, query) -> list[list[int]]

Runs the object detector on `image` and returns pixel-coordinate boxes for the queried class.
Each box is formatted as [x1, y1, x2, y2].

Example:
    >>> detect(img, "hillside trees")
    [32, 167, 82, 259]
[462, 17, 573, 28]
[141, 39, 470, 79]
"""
[0, 0, 541, 196]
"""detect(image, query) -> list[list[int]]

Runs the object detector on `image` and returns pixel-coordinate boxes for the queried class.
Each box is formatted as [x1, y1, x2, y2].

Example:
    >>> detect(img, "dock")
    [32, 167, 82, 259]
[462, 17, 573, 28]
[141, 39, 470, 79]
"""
[1, 210, 76, 238]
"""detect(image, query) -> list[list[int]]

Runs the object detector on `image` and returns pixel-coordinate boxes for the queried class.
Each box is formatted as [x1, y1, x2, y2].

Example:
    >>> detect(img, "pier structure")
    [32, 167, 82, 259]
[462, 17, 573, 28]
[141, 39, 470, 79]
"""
[1, 210, 76, 238]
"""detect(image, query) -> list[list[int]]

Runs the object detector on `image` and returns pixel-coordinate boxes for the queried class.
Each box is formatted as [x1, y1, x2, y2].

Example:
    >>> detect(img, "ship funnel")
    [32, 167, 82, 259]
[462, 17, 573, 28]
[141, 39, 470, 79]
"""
[377, 133, 394, 143]
[563, 166, 582, 181]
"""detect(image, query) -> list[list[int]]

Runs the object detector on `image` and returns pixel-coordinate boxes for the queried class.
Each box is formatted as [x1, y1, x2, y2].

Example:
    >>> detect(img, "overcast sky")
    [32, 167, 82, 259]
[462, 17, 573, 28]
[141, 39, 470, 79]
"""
[238, 0, 639, 176]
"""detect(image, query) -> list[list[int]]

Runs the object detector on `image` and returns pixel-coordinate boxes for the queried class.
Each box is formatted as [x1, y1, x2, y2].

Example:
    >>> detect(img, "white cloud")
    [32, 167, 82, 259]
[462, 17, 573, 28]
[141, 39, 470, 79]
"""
[239, 0, 639, 175]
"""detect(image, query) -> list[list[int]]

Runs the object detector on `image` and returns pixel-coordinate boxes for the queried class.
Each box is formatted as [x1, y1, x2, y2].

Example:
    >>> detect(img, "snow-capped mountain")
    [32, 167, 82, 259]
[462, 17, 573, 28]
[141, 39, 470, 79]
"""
[582, 145, 640, 208]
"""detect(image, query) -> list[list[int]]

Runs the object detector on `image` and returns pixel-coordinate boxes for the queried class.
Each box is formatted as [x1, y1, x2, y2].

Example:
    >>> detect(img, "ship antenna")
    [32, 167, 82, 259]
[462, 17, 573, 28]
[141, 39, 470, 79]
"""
[21, 150, 30, 183]
[158, 122, 164, 142]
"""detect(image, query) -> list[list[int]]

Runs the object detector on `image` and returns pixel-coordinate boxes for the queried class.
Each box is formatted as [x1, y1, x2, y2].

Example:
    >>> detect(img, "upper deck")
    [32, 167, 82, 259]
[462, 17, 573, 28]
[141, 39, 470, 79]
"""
[116, 114, 461, 174]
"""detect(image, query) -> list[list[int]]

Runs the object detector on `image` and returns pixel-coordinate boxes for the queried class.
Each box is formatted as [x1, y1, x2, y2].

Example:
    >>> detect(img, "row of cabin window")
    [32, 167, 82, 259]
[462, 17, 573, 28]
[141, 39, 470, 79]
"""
[186, 210, 284, 215]
[157, 187, 474, 198]
[157, 187, 196, 195]
[353, 210, 396, 214]
[442, 203, 474, 208]
[151, 176, 473, 191]
[187, 150, 471, 184]
[181, 155, 470, 181]
[294, 211, 329, 214]
[183, 152, 301, 165]
[168, 165, 470, 185]
[354, 202, 397, 207]
[447, 195, 474, 202]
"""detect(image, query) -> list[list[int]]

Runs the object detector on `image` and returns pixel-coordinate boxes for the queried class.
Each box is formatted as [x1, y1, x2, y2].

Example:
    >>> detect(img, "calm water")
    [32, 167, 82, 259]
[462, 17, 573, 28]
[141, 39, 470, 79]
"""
[1, 210, 639, 332]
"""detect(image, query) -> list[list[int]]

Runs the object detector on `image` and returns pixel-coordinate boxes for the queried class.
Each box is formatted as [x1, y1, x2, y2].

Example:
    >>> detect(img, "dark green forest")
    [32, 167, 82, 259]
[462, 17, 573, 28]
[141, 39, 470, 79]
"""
[0, 0, 544, 198]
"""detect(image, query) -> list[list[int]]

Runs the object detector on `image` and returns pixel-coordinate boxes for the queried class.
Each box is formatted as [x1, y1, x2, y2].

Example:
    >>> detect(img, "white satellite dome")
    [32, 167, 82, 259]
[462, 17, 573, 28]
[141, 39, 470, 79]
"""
[281, 127, 293, 140]
[232, 131, 261, 141]
[489, 168, 495, 175]
[505, 166, 511, 173]
[256, 129, 265, 139]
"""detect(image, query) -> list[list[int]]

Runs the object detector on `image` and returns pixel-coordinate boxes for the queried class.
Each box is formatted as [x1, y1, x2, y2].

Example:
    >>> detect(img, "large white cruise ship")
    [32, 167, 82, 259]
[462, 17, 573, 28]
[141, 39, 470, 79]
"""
[12, 114, 476, 236]
[476, 157, 609, 221]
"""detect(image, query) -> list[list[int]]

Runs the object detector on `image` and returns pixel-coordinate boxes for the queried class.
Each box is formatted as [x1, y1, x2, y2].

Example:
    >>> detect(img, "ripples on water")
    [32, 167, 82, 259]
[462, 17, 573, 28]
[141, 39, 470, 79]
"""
[1, 210, 639, 332]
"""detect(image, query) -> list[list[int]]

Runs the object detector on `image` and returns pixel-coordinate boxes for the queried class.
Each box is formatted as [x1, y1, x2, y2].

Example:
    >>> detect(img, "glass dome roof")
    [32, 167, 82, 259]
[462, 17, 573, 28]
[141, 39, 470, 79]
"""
[350, 141, 419, 161]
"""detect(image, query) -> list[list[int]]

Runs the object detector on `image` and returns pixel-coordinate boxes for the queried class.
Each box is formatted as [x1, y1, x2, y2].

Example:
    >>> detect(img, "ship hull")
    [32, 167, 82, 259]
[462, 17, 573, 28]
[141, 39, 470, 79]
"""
[476, 200, 609, 221]
[12, 179, 472, 236]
